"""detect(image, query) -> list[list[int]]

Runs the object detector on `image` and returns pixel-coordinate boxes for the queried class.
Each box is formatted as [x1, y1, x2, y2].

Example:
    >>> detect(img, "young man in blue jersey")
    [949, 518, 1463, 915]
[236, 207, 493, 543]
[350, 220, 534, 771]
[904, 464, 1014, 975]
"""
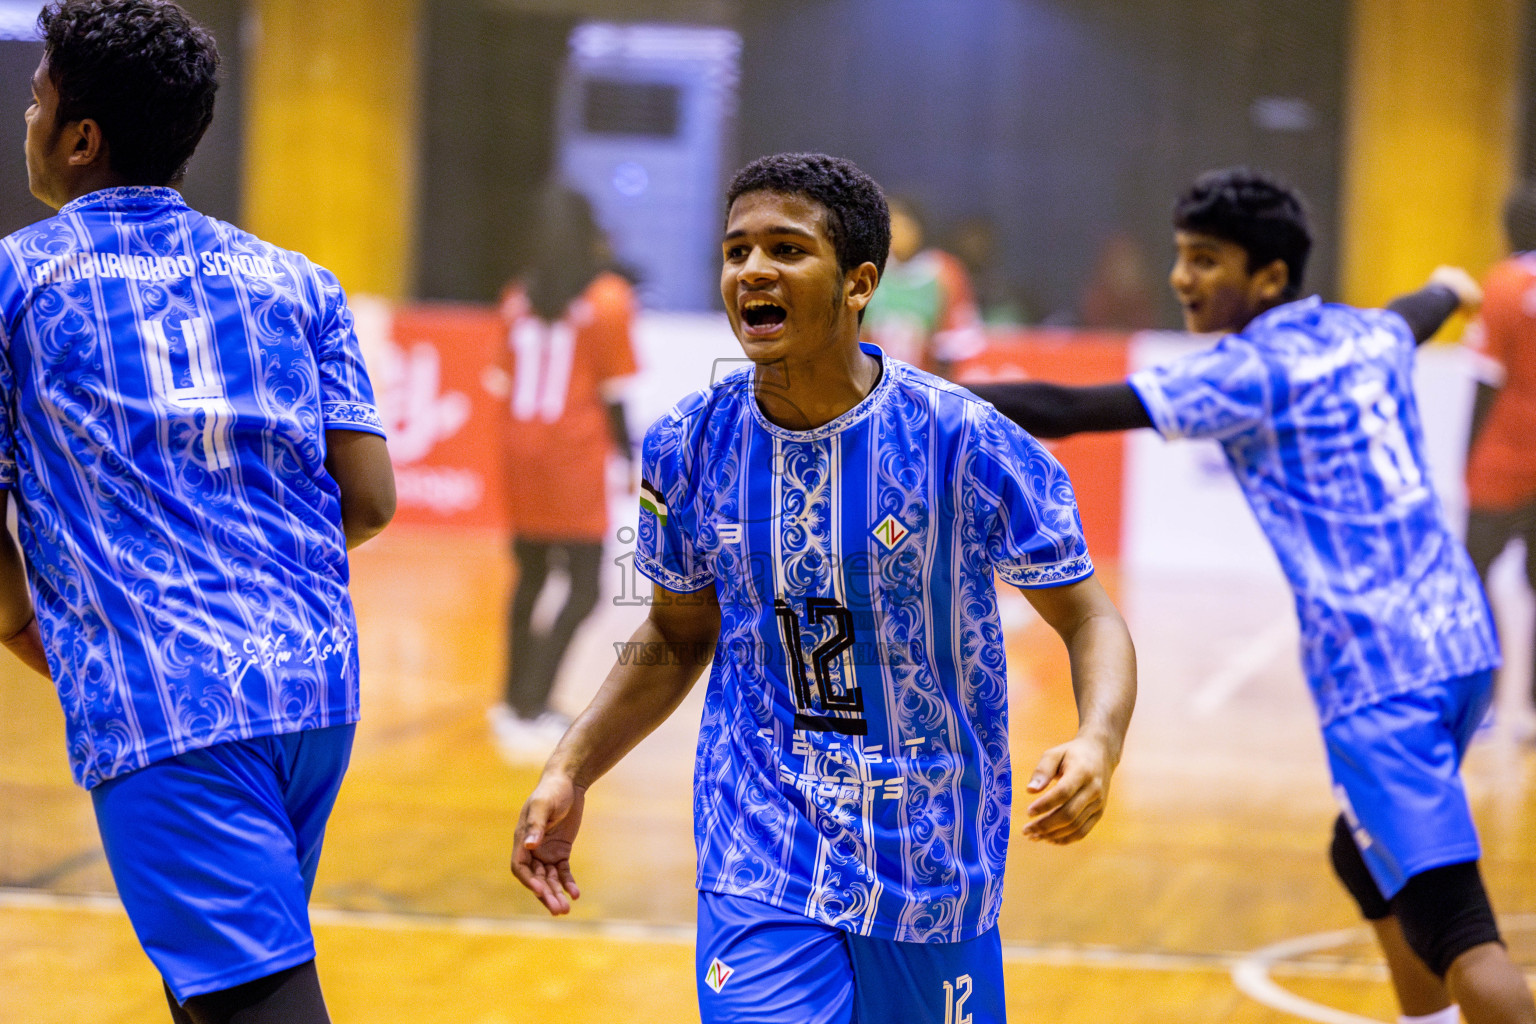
[0, 3, 394, 1021]
[970, 168, 1536, 1024]
[511, 152, 1137, 1023]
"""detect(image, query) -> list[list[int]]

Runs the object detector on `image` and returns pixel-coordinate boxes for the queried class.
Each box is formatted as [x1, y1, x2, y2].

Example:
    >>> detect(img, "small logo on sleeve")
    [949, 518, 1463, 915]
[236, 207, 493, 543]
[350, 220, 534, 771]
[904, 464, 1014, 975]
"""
[704, 957, 735, 993]
[872, 513, 910, 551]
[717, 523, 743, 544]
[639, 478, 669, 526]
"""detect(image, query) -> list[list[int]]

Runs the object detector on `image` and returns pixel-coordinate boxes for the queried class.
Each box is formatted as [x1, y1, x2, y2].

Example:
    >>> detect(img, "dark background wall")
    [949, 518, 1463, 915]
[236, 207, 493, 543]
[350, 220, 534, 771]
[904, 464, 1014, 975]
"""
[734, 0, 1348, 326]
[0, 0, 242, 240]
[416, 3, 577, 302]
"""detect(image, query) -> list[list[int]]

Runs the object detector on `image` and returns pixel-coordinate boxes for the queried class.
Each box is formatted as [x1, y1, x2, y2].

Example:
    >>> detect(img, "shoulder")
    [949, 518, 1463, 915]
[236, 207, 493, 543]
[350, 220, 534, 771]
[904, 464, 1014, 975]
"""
[571, 271, 636, 329]
[644, 367, 751, 446]
[1483, 255, 1536, 311]
[886, 358, 1039, 451]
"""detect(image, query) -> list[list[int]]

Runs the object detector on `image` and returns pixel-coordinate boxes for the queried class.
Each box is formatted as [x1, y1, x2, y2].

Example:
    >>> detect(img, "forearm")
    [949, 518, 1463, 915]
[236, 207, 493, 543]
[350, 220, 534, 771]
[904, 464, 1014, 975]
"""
[968, 381, 1152, 438]
[1059, 607, 1136, 765]
[547, 616, 715, 789]
[1387, 284, 1459, 345]
[0, 508, 47, 677]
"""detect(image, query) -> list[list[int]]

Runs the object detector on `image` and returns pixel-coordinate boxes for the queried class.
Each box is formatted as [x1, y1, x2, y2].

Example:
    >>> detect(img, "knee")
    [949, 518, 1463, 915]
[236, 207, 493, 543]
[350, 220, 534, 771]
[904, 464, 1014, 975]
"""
[1391, 861, 1503, 978]
[1329, 815, 1391, 920]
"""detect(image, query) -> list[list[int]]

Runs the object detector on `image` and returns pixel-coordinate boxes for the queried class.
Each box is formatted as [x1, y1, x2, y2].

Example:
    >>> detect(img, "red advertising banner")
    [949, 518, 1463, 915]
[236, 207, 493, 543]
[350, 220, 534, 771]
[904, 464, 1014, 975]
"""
[365, 302, 510, 530]
[955, 330, 1131, 561]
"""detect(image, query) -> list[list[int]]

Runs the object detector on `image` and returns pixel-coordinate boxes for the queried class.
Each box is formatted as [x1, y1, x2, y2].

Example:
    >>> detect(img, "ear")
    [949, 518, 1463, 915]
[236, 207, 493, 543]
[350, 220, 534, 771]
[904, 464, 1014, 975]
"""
[843, 261, 880, 314]
[66, 117, 108, 169]
[1251, 257, 1290, 303]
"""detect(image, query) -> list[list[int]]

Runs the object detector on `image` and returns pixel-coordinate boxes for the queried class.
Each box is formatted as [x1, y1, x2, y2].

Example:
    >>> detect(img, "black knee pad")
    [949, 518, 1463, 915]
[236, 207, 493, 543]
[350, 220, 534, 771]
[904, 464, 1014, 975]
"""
[1330, 815, 1391, 920]
[1391, 860, 1503, 978]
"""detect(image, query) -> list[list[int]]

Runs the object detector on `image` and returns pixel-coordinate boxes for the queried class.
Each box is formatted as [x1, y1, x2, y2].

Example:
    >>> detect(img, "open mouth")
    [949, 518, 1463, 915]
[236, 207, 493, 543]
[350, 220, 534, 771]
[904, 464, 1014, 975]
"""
[740, 299, 787, 332]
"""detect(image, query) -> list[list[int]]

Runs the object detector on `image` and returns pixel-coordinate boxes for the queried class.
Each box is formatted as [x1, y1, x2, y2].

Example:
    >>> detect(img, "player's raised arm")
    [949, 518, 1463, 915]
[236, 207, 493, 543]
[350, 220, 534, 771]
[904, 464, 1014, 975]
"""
[1386, 266, 1483, 346]
[966, 381, 1153, 439]
[511, 582, 720, 914]
[1018, 575, 1136, 845]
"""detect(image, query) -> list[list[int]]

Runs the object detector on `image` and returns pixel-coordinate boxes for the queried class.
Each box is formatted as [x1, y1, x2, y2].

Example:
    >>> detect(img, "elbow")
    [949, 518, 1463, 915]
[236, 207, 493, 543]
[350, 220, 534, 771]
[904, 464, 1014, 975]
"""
[343, 491, 397, 548]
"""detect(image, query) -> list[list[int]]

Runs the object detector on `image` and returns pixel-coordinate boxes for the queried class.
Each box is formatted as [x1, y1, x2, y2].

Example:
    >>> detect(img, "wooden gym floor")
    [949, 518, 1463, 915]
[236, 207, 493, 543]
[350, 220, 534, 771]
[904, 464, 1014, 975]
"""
[2, 526, 1534, 1023]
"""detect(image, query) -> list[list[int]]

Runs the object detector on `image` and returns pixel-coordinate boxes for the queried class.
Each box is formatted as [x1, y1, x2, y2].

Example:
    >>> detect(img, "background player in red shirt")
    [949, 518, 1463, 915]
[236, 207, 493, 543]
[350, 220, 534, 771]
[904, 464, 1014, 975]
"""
[485, 187, 638, 760]
[1464, 182, 1536, 737]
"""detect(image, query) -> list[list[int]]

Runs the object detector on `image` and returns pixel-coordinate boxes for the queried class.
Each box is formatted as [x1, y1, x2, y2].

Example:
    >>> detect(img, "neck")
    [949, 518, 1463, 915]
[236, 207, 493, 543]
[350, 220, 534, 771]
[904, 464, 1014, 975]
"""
[51, 169, 136, 210]
[754, 331, 881, 431]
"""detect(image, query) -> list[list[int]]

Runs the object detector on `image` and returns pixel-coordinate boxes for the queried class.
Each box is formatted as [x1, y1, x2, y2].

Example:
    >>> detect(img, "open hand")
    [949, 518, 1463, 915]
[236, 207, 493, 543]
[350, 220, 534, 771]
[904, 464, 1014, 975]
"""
[511, 772, 586, 915]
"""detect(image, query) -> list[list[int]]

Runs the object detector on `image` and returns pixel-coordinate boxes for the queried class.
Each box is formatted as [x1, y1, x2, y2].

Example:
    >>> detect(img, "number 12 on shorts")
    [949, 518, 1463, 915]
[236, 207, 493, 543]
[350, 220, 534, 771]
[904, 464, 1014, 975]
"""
[943, 973, 973, 1024]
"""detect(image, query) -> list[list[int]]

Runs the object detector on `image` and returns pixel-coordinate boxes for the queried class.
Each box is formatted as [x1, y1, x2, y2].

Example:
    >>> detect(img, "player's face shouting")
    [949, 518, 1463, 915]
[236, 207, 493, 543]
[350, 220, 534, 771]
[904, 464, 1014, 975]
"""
[1169, 230, 1286, 334]
[721, 190, 869, 361]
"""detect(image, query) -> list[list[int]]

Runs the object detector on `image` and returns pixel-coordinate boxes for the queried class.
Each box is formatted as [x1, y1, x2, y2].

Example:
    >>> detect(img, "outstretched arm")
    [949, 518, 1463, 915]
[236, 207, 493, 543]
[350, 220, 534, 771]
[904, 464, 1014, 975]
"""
[1387, 266, 1483, 346]
[1018, 575, 1136, 844]
[966, 381, 1153, 439]
[512, 582, 721, 914]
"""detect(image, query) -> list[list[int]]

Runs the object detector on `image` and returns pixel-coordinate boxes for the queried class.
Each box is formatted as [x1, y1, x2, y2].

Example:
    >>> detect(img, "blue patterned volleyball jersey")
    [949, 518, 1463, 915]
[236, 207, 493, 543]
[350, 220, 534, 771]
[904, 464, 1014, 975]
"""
[1129, 296, 1499, 724]
[636, 344, 1093, 943]
[0, 187, 385, 789]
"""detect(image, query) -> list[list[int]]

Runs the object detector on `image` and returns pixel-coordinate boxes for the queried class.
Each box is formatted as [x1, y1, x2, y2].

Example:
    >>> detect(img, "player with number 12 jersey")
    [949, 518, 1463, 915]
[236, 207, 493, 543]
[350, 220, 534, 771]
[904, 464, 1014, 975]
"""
[639, 348, 1091, 941]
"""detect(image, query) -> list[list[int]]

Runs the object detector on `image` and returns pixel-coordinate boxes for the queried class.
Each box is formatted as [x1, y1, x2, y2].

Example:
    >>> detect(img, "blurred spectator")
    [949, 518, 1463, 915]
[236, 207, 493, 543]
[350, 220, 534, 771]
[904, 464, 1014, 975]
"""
[861, 196, 985, 377]
[1463, 182, 1536, 737]
[948, 214, 1033, 326]
[1079, 231, 1159, 331]
[483, 186, 638, 760]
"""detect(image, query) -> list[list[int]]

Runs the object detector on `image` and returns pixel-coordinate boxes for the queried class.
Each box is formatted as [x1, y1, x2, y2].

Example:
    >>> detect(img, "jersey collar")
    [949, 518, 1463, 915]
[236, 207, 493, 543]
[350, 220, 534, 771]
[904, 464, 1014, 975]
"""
[746, 341, 894, 442]
[1244, 294, 1320, 335]
[59, 186, 188, 217]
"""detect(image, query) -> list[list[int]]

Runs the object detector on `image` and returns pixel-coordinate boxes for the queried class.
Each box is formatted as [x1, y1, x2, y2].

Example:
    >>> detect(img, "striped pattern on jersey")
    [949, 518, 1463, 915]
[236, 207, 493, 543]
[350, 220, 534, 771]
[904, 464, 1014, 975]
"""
[1129, 296, 1499, 724]
[636, 345, 1091, 943]
[0, 187, 384, 788]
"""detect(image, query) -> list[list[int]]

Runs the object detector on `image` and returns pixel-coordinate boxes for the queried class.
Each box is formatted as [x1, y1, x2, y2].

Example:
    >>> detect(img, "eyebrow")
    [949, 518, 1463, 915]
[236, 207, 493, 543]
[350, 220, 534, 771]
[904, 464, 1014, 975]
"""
[723, 224, 819, 242]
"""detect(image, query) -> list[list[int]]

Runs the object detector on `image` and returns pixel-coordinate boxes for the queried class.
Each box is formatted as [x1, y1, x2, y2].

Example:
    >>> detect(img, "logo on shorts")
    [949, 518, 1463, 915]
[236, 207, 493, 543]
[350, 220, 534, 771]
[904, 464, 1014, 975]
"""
[872, 513, 910, 551]
[704, 957, 735, 993]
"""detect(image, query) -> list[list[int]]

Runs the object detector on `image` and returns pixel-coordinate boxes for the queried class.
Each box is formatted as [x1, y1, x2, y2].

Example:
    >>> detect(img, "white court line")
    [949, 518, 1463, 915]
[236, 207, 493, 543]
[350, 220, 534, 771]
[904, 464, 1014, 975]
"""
[5, 885, 1533, 1021]
[1232, 916, 1536, 1024]
[1232, 927, 1387, 1024]
[1189, 618, 1295, 717]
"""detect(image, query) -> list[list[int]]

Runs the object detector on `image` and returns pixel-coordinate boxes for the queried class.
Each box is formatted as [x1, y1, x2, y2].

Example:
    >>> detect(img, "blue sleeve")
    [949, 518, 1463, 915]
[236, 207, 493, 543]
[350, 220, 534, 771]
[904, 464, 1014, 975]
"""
[310, 263, 386, 437]
[0, 256, 23, 490]
[966, 408, 1094, 589]
[635, 410, 714, 593]
[1127, 335, 1269, 441]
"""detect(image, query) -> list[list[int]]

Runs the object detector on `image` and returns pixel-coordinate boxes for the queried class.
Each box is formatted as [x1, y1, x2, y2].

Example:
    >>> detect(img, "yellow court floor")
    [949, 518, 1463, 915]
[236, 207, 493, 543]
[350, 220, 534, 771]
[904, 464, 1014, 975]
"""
[2, 527, 1534, 1023]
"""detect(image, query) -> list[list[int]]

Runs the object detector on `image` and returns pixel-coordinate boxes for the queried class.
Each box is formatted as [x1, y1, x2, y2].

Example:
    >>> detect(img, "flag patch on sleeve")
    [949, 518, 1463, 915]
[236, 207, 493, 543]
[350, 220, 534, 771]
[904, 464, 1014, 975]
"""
[639, 478, 669, 525]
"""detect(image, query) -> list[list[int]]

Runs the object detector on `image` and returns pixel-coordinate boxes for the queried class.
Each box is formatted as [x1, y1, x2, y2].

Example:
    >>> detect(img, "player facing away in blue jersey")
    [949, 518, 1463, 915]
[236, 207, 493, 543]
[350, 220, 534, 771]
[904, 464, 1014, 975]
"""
[510, 153, 1138, 1024]
[970, 168, 1536, 1024]
[0, 4, 395, 1022]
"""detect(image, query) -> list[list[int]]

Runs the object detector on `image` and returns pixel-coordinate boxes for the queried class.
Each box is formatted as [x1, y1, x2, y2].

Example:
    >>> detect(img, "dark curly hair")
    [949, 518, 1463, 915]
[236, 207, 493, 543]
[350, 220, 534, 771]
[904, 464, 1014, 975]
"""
[1174, 167, 1312, 299]
[39, 0, 219, 186]
[725, 153, 891, 280]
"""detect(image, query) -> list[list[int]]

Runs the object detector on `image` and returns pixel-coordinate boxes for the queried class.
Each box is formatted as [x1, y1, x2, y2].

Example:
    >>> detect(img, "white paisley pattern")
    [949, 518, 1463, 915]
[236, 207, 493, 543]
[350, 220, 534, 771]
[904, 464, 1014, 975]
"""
[0, 187, 384, 788]
[635, 345, 1092, 943]
[1129, 297, 1500, 724]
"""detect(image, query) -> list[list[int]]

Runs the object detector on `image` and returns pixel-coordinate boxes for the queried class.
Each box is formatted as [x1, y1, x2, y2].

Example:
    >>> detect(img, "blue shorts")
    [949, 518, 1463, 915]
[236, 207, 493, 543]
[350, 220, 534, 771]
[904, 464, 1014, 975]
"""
[696, 891, 1006, 1024]
[90, 724, 355, 1002]
[1324, 671, 1494, 900]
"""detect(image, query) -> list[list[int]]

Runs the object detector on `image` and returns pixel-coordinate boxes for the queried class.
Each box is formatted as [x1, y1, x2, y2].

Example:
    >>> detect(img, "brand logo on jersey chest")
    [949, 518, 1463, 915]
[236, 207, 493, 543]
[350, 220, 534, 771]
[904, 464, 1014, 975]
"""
[705, 957, 735, 993]
[717, 523, 742, 544]
[872, 514, 910, 550]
